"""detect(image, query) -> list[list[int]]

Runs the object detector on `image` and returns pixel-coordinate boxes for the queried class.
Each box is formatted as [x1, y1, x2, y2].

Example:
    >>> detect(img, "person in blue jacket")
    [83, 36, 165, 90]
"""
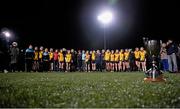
[25, 45, 34, 72]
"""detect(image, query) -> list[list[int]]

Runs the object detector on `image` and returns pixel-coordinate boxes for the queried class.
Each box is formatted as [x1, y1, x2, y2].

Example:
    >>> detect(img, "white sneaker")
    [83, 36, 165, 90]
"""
[4, 69, 8, 73]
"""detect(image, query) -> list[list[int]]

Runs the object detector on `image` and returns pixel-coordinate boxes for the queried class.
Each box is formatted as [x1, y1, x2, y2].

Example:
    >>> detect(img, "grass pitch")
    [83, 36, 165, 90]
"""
[0, 72, 180, 108]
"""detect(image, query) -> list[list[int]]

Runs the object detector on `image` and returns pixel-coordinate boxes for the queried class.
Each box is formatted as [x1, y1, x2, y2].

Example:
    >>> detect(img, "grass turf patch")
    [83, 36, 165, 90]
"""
[0, 72, 180, 108]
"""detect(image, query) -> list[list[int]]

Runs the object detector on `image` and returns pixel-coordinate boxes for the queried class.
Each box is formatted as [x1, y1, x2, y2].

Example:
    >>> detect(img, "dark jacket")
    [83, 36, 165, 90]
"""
[10, 47, 19, 64]
[166, 43, 178, 55]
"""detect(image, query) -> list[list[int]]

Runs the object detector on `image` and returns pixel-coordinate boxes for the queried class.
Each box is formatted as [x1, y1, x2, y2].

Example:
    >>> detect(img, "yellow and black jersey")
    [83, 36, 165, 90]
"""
[105, 52, 111, 61]
[139, 50, 146, 61]
[91, 52, 96, 61]
[34, 51, 39, 61]
[85, 53, 90, 62]
[114, 53, 119, 62]
[39, 51, 43, 60]
[134, 50, 140, 59]
[124, 51, 130, 61]
[119, 52, 124, 61]
[58, 52, 64, 62]
[110, 53, 115, 62]
[49, 52, 54, 61]
[65, 53, 71, 63]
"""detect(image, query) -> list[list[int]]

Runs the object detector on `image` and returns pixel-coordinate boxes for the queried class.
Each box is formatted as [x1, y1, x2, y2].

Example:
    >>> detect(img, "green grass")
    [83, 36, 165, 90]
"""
[0, 72, 180, 108]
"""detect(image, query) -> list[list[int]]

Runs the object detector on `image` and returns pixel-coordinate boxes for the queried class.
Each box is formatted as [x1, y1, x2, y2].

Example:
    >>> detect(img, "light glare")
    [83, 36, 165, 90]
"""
[3, 31, 11, 38]
[97, 11, 113, 24]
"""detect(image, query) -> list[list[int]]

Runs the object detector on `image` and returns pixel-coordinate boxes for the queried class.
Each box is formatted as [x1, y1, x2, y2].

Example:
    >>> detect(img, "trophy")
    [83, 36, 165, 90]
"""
[143, 37, 166, 82]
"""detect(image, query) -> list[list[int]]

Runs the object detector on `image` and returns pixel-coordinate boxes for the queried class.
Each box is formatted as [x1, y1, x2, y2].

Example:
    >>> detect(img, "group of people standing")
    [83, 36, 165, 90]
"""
[24, 44, 147, 72]
[0, 39, 179, 73]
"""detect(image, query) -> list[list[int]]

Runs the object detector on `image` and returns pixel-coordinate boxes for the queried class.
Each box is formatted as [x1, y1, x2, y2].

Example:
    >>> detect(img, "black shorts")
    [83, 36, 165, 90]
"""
[91, 60, 96, 63]
[49, 60, 54, 63]
[135, 58, 140, 61]
[140, 60, 145, 62]
[86, 61, 90, 64]
[105, 60, 110, 63]
[124, 60, 129, 62]
[110, 61, 115, 64]
[59, 61, 64, 64]
[119, 60, 124, 63]
[114, 61, 119, 64]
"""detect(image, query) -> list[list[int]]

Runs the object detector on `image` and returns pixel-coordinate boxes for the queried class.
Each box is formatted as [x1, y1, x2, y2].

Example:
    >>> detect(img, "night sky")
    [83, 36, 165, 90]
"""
[0, 0, 179, 50]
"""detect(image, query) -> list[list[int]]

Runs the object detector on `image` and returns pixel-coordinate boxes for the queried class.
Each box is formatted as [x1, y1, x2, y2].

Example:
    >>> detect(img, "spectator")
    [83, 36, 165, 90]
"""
[160, 43, 168, 72]
[177, 44, 180, 71]
[9, 42, 19, 72]
[166, 40, 178, 73]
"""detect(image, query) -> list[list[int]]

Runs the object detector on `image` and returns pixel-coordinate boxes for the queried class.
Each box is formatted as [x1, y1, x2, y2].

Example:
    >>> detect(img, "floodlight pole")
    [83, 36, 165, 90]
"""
[103, 24, 106, 50]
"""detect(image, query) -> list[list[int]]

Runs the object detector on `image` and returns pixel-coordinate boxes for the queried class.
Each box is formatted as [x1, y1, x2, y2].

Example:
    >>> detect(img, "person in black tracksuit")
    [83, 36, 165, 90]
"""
[42, 48, 50, 72]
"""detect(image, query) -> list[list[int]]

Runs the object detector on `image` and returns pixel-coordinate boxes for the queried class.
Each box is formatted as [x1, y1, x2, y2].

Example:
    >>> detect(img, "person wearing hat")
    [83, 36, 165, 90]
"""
[9, 42, 19, 72]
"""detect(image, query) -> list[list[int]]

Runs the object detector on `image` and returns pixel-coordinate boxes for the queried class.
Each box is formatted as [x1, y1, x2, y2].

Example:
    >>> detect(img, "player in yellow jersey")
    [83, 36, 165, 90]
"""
[134, 47, 140, 71]
[114, 50, 119, 72]
[124, 49, 130, 71]
[110, 50, 115, 72]
[65, 50, 71, 72]
[118, 49, 125, 71]
[85, 51, 90, 72]
[59, 49, 64, 72]
[140, 47, 147, 72]
[105, 49, 111, 71]
[91, 50, 96, 71]
[33, 47, 39, 72]
[49, 48, 54, 71]
[38, 46, 44, 72]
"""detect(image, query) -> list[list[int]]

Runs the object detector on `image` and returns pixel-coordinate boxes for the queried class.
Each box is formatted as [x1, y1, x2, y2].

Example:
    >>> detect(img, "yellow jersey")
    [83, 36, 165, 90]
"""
[124, 51, 130, 61]
[119, 52, 124, 61]
[39, 51, 43, 60]
[65, 53, 71, 63]
[91, 53, 96, 61]
[85, 53, 90, 62]
[49, 52, 54, 60]
[110, 53, 115, 62]
[114, 53, 119, 62]
[140, 50, 146, 61]
[105, 52, 110, 61]
[59, 52, 64, 62]
[34, 51, 39, 61]
[134, 51, 140, 59]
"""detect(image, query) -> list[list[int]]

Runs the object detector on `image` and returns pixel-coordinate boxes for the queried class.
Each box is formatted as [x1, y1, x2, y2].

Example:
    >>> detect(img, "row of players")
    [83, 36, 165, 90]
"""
[25, 45, 147, 72]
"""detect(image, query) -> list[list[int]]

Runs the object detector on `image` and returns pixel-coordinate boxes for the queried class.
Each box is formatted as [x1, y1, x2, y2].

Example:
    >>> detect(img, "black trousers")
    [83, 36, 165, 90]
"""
[43, 61, 49, 72]
[96, 62, 102, 72]
[10, 63, 17, 72]
[26, 59, 33, 72]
